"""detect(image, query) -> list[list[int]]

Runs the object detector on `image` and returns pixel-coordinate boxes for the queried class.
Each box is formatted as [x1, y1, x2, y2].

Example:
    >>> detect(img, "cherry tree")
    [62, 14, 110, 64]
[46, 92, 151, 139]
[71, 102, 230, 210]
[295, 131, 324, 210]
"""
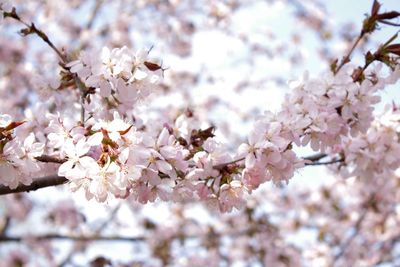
[0, 0, 400, 266]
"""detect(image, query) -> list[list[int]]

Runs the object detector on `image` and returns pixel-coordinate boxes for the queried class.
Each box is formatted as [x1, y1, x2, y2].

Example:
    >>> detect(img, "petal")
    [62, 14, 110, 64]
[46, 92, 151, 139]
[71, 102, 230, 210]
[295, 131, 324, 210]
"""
[99, 80, 112, 97]
[87, 132, 103, 146]
[148, 173, 161, 186]
[267, 151, 282, 164]
[23, 133, 35, 148]
[134, 69, 147, 80]
[76, 139, 90, 156]
[237, 143, 250, 157]
[109, 132, 120, 142]
[79, 156, 98, 169]
[157, 128, 170, 147]
[63, 139, 77, 158]
[160, 146, 177, 159]
[156, 160, 172, 173]
[58, 161, 75, 176]
[245, 154, 256, 168]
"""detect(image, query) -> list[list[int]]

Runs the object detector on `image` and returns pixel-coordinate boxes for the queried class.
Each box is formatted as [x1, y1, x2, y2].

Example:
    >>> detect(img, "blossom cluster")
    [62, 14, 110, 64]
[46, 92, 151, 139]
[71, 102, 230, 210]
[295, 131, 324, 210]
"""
[238, 65, 400, 191]
[44, 109, 245, 212]
[336, 106, 400, 179]
[0, 114, 44, 189]
[67, 46, 162, 114]
[0, 45, 399, 212]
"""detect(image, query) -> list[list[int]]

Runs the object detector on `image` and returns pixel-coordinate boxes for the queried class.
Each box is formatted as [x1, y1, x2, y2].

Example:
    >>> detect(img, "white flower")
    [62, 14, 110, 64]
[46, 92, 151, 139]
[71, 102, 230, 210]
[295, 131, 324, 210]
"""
[0, 133, 43, 188]
[58, 139, 97, 180]
[87, 159, 122, 202]
[0, 158, 20, 189]
[87, 111, 132, 146]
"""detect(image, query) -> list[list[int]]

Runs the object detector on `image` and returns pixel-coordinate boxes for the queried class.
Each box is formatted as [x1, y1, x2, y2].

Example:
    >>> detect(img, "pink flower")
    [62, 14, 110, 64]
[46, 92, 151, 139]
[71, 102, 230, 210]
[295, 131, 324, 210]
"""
[218, 180, 246, 212]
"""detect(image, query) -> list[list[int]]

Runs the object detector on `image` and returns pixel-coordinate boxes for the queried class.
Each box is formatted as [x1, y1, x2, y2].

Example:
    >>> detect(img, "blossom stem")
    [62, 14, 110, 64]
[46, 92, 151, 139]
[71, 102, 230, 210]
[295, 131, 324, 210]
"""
[70, 75, 87, 123]
[335, 33, 364, 74]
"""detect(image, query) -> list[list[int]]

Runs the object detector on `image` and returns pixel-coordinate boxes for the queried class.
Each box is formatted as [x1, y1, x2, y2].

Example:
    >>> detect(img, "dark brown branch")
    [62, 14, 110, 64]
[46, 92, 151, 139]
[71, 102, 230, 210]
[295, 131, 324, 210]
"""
[380, 20, 400, 27]
[305, 158, 343, 166]
[214, 153, 333, 170]
[86, 0, 104, 29]
[0, 152, 340, 196]
[0, 175, 68, 195]
[213, 157, 245, 170]
[0, 226, 271, 243]
[0, 234, 144, 242]
[35, 155, 66, 164]
[196, 151, 341, 173]
[303, 153, 327, 162]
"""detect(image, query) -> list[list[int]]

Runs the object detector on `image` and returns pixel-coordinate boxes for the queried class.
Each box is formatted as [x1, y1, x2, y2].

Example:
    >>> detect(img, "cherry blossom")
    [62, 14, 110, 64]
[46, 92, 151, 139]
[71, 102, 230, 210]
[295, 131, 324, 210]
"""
[0, 0, 400, 265]
[57, 138, 97, 180]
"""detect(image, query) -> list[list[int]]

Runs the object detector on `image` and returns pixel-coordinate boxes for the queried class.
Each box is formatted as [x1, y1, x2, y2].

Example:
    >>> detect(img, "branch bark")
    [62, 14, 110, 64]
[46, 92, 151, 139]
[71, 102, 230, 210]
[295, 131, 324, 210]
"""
[0, 175, 67, 195]
[0, 234, 145, 242]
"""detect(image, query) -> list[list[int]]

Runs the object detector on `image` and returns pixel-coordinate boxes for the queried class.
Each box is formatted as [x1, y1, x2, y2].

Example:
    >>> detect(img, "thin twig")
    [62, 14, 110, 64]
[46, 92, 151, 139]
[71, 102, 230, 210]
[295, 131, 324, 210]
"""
[213, 157, 245, 170]
[4, 7, 87, 123]
[94, 204, 121, 234]
[3, 8, 66, 63]
[333, 210, 367, 263]
[303, 153, 327, 162]
[335, 33, 364, 73]
[73, 76, 87, 123]
[305, 158, 343, 166]
[86, 0, 104, 30]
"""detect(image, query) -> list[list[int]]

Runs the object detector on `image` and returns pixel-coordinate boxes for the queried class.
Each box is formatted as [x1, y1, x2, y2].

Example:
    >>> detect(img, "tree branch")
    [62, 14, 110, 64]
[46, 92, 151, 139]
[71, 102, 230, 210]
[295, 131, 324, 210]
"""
[333, 208, 368, 263]
[303, 153, 327, 162]
[0, 152, 341, 196]
[0, 234, 144, 242]
[86, 0, 104, 30]
[0, 175, 67, 195]
[35, 155, 66, 164]
[3, 8, 66, 63]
